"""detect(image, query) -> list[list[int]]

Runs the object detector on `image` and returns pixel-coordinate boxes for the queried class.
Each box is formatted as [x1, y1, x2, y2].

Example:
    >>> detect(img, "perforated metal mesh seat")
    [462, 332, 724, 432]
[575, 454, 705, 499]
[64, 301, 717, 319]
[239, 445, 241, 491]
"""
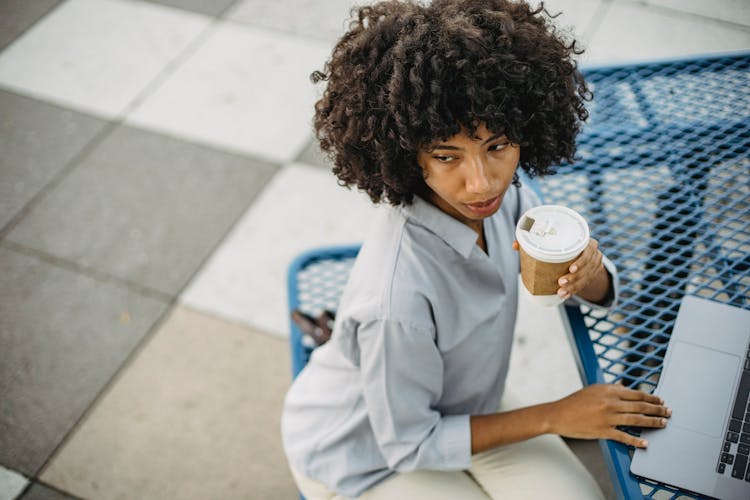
[286, 52, 750, 500]
[287, 245, 360, 377]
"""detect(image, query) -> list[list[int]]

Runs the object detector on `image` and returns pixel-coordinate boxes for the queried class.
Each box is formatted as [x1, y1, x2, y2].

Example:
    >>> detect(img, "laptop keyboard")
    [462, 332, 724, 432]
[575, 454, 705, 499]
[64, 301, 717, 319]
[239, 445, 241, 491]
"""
[717, 343, 750, 481]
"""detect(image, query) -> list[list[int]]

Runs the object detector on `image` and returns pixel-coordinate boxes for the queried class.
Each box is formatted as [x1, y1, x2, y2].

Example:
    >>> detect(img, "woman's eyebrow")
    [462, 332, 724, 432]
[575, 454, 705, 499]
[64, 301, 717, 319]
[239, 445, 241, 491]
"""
[482, 133, 504, 144]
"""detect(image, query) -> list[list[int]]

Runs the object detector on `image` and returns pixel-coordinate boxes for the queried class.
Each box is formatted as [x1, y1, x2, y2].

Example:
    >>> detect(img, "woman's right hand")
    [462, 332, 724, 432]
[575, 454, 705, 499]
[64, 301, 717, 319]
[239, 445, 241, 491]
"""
[547, 384, 671, 448]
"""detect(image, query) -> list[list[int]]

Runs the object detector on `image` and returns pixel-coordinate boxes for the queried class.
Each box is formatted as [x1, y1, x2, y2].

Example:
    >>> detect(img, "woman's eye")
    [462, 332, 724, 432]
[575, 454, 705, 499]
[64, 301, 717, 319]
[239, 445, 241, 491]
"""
[433, 155, 455, 163]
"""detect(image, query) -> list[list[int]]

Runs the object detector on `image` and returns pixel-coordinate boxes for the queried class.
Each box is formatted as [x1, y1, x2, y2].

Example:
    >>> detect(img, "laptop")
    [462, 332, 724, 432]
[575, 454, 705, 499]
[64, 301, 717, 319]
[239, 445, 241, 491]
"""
[630, 295, 750, 499]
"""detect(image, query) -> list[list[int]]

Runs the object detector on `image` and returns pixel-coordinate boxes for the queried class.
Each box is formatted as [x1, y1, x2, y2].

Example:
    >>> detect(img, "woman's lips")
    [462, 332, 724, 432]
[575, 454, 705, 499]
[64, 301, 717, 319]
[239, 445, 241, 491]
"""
[464, 195, 501, 216]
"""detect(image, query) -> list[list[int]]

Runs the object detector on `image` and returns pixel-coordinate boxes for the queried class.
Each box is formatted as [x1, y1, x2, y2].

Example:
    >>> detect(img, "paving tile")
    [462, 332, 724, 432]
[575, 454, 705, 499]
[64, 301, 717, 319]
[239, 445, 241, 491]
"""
[294, 137, 331, 169]
[640, 0, 750, 28]
[0, 0, 208, 119]
[0, 247, 169, 477]
[585, 1, 750, 65]
[18, 482, 79, 500]
[144, 0, 237, 18]
[40, 306, 298, 500]
[0, 90, 108, 232]
[0, 465, 27, 500]
[506, 277, 583, 407]
[0, 0, 61, 53]
[225, 0, 358, 44]
[181, 163, 378, 336]
[7, 125, 277, 296]
[127, 21, 330, 164]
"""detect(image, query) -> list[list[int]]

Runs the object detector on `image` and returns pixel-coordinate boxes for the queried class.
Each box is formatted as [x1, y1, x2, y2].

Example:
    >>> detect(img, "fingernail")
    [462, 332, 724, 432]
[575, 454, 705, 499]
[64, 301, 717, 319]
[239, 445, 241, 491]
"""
[559, 278, 568, 285]
[641, 440, 648, 447]
[661, 418, 667, 426]
[570, 265, 578, 273]
[666, 407, 672, 416]
[557, 289, 567, 297]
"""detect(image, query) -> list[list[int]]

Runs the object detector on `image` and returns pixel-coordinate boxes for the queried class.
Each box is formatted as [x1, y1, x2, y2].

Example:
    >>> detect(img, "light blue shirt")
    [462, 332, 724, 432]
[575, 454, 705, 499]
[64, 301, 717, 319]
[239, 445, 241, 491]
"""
[281, 184, 618, 498]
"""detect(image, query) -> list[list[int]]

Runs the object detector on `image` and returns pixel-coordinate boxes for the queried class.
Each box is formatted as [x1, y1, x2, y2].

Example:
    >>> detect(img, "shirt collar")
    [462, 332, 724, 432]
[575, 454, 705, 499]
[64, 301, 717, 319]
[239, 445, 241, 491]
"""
[399, 195, 479, 259]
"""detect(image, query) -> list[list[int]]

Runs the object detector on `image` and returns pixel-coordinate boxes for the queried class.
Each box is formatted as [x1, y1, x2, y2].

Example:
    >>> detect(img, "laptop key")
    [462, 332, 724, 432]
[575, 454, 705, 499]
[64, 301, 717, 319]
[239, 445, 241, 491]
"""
[740, 444, 750, 455]
[730, 419, 743, 432]
[732, 454, 748, 479]
[717, 462, 726, 474]
[731, 370, 750, 420]
[728, 431, 740, 443]
[741, 433, 750, 445]
[724, 441, 732, 453]
[722, 453, 734, 465]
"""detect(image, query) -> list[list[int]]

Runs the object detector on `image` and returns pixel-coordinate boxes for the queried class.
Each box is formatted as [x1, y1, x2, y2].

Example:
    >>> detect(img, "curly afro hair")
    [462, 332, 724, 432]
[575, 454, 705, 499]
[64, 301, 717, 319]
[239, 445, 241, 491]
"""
[312, 0, 591, 205]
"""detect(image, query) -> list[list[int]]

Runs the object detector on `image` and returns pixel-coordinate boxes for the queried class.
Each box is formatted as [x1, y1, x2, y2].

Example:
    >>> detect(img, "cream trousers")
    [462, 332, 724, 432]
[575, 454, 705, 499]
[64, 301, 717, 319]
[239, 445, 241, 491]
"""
[290, 393, 605, 500]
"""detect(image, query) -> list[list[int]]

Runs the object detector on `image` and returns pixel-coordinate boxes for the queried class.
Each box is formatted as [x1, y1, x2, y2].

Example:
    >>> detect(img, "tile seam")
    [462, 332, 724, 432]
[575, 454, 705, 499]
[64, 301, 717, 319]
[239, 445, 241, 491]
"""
[179, 302, 290, 342]
[582, 0, 614, 46]
[216, 11, 342, 47]
[14, 479, 86, 500]
[0, 239, 173, 303]
[0, 120, 120, 240]
[33, 303, 177, 482]
[0, 0, 66, 55]
[116, 14, 219, 121]
[171, 163, 281, 303]
[618, 0, 750, 32]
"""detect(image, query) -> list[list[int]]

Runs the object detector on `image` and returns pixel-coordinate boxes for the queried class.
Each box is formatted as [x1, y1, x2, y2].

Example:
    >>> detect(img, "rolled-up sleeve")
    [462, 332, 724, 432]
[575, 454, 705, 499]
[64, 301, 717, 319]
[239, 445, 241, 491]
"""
[356, 318, 472, 472]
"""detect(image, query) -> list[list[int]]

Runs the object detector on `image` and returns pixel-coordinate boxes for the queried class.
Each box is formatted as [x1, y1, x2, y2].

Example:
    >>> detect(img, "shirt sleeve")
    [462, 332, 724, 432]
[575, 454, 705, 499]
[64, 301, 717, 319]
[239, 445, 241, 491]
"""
[356, 318, 472, 473]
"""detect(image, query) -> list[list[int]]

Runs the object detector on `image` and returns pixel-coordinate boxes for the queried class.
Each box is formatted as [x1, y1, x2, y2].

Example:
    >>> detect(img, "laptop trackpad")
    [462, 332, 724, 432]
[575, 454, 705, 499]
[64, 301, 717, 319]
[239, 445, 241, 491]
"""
[658, 341, 739, 437]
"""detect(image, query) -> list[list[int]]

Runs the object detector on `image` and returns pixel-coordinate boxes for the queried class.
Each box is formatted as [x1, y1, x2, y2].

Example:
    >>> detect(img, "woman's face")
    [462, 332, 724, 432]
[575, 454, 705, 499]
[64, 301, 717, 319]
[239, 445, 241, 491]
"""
[417, 123, 521, 233]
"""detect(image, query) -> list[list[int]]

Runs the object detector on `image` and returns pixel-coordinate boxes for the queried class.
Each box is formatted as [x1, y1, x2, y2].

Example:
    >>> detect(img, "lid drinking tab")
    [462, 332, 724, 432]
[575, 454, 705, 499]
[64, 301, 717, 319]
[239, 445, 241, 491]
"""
[515, 205, 590, 262]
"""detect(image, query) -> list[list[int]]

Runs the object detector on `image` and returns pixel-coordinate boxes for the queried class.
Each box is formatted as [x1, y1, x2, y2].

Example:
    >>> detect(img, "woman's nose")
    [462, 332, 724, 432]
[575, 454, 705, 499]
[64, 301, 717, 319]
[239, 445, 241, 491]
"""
[465, 158, 491, 193]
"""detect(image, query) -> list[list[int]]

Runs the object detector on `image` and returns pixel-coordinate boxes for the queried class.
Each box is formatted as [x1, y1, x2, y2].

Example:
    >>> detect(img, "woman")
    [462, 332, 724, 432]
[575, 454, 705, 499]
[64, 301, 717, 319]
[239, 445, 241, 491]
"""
[282, 1, 671, 498]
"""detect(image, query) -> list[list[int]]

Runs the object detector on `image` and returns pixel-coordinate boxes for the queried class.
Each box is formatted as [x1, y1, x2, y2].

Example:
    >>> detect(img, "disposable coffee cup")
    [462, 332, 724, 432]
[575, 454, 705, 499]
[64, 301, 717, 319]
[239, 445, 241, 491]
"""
[515, 205, 590, 306]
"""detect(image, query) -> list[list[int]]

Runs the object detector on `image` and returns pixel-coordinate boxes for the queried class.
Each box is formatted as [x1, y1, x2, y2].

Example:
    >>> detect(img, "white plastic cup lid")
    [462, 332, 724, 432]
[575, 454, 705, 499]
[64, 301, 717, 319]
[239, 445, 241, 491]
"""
[515, 205, 590, 263]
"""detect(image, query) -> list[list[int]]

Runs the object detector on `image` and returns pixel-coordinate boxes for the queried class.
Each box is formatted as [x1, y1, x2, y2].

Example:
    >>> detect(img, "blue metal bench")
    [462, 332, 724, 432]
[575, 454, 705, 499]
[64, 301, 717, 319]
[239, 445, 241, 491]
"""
[286, 51, 750, 499]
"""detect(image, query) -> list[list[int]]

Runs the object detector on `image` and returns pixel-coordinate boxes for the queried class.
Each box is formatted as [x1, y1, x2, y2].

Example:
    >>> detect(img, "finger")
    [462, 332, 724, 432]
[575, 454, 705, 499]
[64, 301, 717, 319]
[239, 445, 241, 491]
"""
[558, 266, 597, 296]
[560, 250, 601, 291]
[569, 249, 602, 278]
[569, 239, 599, 273]
[616, 414, 668, 428]
[512, 240, 519, 251]
[616, 387, 664, 405]
[609, 429, 649, 448]
[619, 401, 672, 417]
[558, 250, 604, 297]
